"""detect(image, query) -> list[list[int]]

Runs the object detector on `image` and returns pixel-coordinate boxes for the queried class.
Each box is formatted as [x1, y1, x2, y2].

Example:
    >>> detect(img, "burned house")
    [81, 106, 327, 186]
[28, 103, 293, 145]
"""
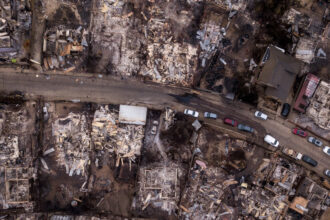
[264, 158, 301, 196]
[238, 183, 288, 219]
[295, 37, 317, 64]
[51, 112, 91, 177]
[0, 0, 31, 62]
[133, 163, 183, 216]
[41, 0, 92, 72]
[0, 102, 36, 211]
[43, 26, 89, 71]
[291, 177, 328, 218]
[142, 2, 199, 86]
[89, 0, 145, 75]
[306, 81, 330, 130]
[258, 46, 302, 103]
[92, 105, 145, 166]
[180, 160, 236, 219]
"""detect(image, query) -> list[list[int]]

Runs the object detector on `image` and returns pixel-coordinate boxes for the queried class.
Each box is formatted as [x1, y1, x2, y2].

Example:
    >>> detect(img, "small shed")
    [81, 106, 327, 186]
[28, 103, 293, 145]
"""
[119, 105, 147, 125]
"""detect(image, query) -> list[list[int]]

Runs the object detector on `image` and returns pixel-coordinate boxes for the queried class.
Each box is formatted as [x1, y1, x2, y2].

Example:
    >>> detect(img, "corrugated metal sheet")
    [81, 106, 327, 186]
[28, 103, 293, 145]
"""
[119, 105, 147, 125]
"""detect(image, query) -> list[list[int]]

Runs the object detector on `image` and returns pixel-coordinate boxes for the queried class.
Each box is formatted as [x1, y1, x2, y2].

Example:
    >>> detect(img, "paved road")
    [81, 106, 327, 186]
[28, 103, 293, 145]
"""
[0, 71, 329, 177]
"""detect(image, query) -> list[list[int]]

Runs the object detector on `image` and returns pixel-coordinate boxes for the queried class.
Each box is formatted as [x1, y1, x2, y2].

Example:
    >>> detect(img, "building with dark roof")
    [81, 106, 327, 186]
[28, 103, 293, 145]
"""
[293, 74, 320, 113]
[258, 46, 302, 102]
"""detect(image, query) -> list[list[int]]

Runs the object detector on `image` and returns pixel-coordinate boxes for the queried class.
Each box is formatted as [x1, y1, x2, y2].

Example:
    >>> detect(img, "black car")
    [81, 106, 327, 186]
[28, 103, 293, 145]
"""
[302, 155, 318, 167]
[281, 103, 291, 117]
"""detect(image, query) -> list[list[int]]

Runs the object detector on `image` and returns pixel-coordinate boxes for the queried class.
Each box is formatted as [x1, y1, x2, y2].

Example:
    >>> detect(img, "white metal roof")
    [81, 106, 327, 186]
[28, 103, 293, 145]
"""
[119, 105, 147, 125]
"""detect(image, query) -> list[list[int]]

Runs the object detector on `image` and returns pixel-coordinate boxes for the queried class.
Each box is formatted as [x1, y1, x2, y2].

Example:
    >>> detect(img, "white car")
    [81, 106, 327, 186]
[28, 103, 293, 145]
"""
[184, 109, 199, 118]
[264, 135, 279, 147]
[255, 111, 268, 120]
[323, 146, 330, 156]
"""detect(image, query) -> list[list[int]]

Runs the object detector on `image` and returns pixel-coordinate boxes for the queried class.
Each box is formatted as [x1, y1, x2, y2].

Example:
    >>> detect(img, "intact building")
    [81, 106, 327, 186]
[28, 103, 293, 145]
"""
[258, 46, 302, 103]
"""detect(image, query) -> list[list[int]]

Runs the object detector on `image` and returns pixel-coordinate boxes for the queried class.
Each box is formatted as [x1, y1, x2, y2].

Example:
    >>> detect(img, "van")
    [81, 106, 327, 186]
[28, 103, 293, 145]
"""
[264, 135, 279, 147]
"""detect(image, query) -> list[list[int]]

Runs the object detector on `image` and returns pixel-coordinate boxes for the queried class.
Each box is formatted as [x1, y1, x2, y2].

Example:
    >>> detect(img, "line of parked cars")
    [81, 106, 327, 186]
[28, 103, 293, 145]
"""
[291, 127, 329, 176]
[223, 118, 254, 133]
[184, 108, 329, 177]
[184, 109, 255, 134]
[184, 109, 218, 119]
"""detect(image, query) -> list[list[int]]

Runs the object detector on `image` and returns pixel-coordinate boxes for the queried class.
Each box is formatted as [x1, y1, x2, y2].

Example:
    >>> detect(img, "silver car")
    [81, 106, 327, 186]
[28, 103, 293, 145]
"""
[308, 136, 323, 147]
[204, 112, 217, 119]
[238, 124, 254, 133]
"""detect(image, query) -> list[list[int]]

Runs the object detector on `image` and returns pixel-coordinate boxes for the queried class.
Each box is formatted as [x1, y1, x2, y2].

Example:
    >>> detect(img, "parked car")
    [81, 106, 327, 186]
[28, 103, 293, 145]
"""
[325, 169, 330, 178]
[264, 135, 279, 147]
[224, 118, 238, 127]
[323, 146, 330, 156]
[281, 103, 291, 117]
[238, 124, 254, 133]
[308, 136, 323, 147]
[254, 111, 268, 120]
[184, 109, 199, 118]
[292, 128, 308, 137]
[282, 147, 303, 160]
[204, 112, 217, 119]
[302, 155, 318, 167]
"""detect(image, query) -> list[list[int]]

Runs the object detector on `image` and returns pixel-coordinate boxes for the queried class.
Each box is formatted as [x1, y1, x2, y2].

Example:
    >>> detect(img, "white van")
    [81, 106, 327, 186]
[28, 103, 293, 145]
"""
[264, 135, 279, 147]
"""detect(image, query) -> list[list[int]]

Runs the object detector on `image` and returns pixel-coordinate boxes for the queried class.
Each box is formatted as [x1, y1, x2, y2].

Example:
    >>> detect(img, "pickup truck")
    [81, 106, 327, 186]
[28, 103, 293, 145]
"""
[282, 147, 303, 160]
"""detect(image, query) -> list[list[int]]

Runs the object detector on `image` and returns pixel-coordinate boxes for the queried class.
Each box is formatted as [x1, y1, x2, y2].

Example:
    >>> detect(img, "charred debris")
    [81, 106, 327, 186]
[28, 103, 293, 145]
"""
[0, 0, 329, 219]
[0, 98, 327, 219]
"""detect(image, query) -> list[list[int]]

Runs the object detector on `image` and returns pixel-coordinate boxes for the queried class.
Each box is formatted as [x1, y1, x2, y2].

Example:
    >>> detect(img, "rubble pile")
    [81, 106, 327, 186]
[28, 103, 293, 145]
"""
[0, 105, 34, 167]
[0, 167, 34, 211]
[0, 136, 19, 165]
[180, 160, 235, 219]
[251, 158, 275, 186]
[141, 2, 198, 86]
[52, 112, 91, 177]
[0, 0, 31, 61]
[91, 106, 145, 164]
[43, 26, 89, 71]
[91, 1, 200, 86]
[295, 37, 316, 64]
[115, 124, 144, 161]
[306, 81, 330, 130]
[197, 21, 224, 68]
[238, 184, 287, 219]
[91, 105, 118, 151]
[90, 0, 145, 75]
[144, 43, 197, 86]
[133, 163, 183, 215]
[0, 103, 36, 212]
[164, 107, 175, 130]
[293, 177, 328, 217]
[281, 6, 326, 64]
[213, 0, 247, 11]
[264, 158, 301, 196]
